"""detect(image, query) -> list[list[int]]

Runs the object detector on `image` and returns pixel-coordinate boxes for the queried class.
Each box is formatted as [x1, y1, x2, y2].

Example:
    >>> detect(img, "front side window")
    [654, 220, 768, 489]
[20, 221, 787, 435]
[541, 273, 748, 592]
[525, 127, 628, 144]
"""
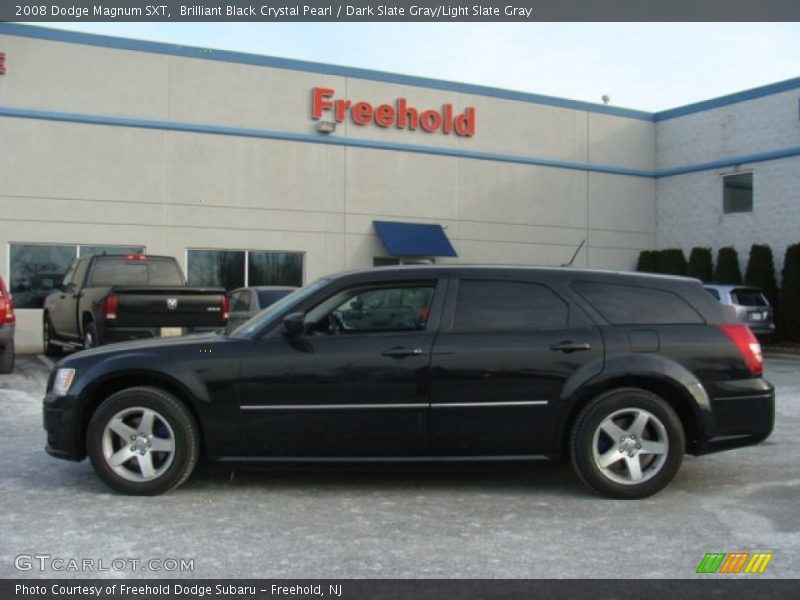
[453, 280, 569, 332]
[723, 172, 753, 214]
[306, 284, 435, 335]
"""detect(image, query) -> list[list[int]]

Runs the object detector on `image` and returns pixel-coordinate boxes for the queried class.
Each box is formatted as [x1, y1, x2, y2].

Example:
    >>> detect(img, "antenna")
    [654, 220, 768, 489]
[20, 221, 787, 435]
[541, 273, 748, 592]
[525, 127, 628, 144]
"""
[561, 239, 586, 267]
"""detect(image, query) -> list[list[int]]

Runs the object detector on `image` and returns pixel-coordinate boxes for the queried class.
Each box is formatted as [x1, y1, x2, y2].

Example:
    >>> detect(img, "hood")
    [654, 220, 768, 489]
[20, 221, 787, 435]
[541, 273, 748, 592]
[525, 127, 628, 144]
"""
[64, 331, 223, 362]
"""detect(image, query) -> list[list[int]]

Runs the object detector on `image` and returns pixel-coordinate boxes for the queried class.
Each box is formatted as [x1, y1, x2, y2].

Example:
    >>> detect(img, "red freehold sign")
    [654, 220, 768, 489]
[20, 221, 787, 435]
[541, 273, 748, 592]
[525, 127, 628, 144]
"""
[312, 87, 476, 137]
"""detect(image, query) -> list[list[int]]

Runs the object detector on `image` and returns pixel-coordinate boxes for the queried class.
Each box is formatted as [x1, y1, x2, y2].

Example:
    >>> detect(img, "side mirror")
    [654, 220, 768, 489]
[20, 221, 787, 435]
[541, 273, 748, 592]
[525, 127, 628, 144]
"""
[282, 312, 306, 337]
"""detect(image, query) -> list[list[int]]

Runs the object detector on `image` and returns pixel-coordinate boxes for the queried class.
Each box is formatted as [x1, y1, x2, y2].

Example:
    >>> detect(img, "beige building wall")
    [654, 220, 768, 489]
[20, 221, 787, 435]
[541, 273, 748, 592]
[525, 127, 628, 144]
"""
[0, 29, 657, 351]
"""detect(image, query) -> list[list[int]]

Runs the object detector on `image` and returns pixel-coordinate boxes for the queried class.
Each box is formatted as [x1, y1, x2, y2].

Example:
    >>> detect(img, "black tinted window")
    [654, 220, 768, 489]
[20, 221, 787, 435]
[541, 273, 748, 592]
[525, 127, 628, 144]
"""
[257, 289, 293, 307]
[732, 289, 767, 307]
[454, 280, 568, 332]
[573, 281, 703, 325]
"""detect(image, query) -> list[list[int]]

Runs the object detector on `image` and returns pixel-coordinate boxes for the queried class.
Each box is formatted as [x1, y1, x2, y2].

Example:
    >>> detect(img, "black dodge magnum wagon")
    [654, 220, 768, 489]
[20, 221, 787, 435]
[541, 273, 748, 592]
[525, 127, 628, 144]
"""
[43, 266, 774, 498]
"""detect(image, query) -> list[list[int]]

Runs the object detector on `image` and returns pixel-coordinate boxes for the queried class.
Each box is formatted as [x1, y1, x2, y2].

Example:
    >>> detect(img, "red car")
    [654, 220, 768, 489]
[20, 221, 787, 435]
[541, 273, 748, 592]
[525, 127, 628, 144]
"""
[0, 276, 16, 373]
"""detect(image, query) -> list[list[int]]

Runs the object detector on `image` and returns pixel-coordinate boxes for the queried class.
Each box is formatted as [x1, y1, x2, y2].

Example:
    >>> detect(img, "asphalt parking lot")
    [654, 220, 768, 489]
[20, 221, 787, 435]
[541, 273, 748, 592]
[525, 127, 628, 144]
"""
[0, 355, 797, 579]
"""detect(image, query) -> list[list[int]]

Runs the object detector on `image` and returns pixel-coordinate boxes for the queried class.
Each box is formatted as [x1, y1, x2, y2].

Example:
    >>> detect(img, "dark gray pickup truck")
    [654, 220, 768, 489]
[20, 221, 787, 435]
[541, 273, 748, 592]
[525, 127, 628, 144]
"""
[42, 254, 228, 354]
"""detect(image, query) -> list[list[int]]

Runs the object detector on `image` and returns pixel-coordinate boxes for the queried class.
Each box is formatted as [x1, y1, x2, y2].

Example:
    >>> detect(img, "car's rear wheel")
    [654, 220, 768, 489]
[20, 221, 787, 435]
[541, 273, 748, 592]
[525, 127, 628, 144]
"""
[0, 340, 13, 374]
[87, 387, 199, 495]
[570, 388, 684, 499]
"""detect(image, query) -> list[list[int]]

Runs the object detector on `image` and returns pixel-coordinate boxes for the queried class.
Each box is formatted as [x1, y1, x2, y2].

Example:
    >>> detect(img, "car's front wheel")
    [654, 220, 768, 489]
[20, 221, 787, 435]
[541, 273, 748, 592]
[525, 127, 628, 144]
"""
[570, 388, 685, 499]
[43, 314, 63, 357]
[86, 387, 200, 495]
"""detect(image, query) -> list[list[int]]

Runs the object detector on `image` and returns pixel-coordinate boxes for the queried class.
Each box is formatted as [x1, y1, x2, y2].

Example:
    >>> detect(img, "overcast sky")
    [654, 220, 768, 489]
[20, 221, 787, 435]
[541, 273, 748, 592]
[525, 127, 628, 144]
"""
[33, 22, 800, 111]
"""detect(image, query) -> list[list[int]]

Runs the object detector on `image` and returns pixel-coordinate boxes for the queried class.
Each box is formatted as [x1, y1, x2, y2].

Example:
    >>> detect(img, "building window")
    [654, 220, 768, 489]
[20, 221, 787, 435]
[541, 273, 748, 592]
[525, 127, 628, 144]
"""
[187, 250, 304, 291]
[723, 172, 753, 214]
[248, 251, 303, 287]
[8, 243, 144, 308]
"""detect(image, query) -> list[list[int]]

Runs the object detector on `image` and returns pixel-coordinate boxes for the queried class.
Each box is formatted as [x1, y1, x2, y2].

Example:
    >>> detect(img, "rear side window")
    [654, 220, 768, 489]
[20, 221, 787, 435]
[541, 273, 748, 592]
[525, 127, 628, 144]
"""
[572, 282, 704, 325]
[453, 280, 569, 332]
[229, 291, 251, 312]
[704, 287, 721, 300]
[731, 289, 768, 307]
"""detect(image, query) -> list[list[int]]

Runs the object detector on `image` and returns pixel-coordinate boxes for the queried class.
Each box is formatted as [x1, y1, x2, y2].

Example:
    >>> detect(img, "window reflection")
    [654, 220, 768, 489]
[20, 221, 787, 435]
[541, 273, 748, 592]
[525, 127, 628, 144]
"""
[9, 244, 76, 309]
[187, 250, 246, 291]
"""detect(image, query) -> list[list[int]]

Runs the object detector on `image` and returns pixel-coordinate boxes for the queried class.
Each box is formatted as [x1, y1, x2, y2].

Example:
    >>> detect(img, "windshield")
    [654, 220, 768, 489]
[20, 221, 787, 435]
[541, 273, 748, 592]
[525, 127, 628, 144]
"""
[230, 279, 328, 338]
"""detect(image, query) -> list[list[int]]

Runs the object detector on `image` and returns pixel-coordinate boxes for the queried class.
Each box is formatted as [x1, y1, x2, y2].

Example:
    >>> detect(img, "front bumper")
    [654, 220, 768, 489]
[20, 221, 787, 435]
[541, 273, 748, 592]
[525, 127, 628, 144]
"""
[43, 392, 83, 461]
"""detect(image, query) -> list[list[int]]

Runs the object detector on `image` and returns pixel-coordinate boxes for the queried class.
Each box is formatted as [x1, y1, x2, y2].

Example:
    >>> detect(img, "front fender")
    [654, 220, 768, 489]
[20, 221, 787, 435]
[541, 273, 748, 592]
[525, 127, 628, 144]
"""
[71, 351, 212, 405]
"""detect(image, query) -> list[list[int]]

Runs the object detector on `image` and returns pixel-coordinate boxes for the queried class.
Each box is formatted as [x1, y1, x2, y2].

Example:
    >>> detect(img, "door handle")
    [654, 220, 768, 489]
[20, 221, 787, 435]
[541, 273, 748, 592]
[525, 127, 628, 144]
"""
[382, 347, 424, 358]
[550, 341, 591, 353]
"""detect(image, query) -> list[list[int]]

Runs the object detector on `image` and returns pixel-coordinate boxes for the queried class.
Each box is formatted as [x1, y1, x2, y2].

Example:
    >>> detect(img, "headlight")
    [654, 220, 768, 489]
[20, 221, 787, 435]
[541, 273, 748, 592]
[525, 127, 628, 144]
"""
[53, 368, 76, 396]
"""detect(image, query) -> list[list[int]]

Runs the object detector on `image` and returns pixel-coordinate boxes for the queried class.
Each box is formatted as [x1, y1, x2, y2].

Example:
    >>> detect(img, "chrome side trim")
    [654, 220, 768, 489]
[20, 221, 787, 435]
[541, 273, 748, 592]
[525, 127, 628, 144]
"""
[216, 455, 549, 463]
[432, 400, 549, 408]
[240, 403, 423, 411]
[240, 400, 549, 411]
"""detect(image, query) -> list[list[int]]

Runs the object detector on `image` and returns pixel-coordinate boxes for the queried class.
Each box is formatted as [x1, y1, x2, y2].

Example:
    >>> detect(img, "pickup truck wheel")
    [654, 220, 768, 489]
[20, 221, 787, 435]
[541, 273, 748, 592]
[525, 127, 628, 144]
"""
[87, 387, 200, 495]
[84, 322, 99, 349]
[43, 315, 63, 357]
[570, 388, 684, 499]
[0, 340, 13, 374]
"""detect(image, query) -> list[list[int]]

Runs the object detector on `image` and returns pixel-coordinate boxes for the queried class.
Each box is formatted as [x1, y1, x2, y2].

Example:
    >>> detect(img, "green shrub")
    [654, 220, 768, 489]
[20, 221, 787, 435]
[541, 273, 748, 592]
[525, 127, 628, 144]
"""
[777, 244, 800, 341]
[744, 244, 779, 310]
[713, 247, 742, 284]
[636, 250, 660, 273]
[687, 247, 714, 282]
[659, 248, 687, 276]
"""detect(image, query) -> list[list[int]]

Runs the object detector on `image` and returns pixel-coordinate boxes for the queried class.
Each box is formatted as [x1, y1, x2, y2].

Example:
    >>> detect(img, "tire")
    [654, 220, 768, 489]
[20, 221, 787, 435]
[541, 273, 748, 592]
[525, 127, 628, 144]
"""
[0, 340, 13, 374]
[570, 388, 685, 499]
[84, 321, 99, 349]
[43, 315, 63, 357]
[86, 386, 200, 495]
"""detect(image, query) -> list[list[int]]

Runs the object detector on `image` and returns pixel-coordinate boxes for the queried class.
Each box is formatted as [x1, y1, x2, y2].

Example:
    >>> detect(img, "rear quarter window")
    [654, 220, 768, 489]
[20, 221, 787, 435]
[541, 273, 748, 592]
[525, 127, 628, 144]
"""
[572, 281, 704, 325]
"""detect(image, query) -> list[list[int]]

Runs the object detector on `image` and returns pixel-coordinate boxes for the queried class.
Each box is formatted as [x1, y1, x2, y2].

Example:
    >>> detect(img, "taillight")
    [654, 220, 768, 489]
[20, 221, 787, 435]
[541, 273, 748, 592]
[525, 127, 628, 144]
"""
[221, 295, 230, 322]
[125, 254, 147, 261]
[5, 299, 14, 324]
[0, 297, 13, 325]
[720, 324, 763, 375]
[104, 295, 119, 320]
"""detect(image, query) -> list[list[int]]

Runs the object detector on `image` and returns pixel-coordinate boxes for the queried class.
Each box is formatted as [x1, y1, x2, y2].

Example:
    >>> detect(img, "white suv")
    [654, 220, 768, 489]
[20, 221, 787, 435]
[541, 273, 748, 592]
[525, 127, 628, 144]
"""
[704, 284, 774, 341]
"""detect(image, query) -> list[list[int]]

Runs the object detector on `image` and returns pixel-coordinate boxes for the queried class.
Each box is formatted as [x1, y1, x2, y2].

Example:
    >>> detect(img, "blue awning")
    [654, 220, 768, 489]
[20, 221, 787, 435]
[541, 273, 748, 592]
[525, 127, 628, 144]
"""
[373, 221, 457, 257]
